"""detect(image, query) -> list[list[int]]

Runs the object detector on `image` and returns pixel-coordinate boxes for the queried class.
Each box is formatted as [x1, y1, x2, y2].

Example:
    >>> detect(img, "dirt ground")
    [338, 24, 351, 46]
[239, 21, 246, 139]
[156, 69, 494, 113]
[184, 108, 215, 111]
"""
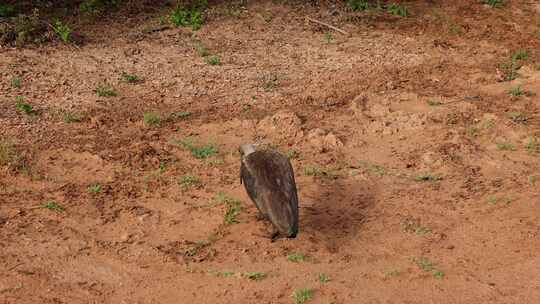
[1, 0, 540, 303]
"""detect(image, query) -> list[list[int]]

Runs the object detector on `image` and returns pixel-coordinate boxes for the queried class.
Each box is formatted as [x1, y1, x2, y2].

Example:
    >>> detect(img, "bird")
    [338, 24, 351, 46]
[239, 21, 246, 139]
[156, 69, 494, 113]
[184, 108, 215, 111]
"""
[239, 143, 299, 241]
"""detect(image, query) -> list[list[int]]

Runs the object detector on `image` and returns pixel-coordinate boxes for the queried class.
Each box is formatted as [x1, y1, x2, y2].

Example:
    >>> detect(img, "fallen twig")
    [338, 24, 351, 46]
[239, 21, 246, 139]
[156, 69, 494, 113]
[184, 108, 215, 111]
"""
[306, 17, 350, 36]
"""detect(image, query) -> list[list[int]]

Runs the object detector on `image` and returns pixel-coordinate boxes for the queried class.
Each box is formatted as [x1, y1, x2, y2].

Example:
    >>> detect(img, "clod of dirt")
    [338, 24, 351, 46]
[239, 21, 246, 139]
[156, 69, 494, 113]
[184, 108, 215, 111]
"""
[256, 111, 304, 143]
[306, 128, 343, 153]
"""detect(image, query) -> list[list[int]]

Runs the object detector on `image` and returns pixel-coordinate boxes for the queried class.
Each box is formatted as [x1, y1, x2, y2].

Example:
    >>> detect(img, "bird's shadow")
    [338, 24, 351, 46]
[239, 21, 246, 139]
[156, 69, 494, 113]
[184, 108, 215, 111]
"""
[298, 177, 376, 253]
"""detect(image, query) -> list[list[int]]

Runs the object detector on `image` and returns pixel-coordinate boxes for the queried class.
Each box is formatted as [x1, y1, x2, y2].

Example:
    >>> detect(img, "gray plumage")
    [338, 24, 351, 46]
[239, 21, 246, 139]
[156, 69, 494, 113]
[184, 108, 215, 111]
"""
[239, 144, 299, 240]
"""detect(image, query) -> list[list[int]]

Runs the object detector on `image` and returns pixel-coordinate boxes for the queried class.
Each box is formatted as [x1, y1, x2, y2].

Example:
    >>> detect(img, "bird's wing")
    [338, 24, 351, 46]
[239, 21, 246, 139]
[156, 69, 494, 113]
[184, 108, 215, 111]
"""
[241, 160, 265, 215]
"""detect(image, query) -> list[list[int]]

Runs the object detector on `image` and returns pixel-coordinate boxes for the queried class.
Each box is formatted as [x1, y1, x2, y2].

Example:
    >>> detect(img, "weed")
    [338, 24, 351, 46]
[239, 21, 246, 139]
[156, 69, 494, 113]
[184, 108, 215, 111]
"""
[286, 149, 300, 159]
[414, 172, 441, 182]
[487, 196, 498, 205]
[348, 0, 370, 11]
[243, 272, 266, 281]
[323, 32, 333, 43]
[412, 256, 434, 272]
[11, 76, 22, 88]
[170, 1, 206, 30]
[0, 139, 17, 166]
[401, 218, 431, 235]
[318, 273, 329, 283]
[426, 99, 442, 106]
[51, 19, 71, 43]
[304, 166, 322, 176]
[287, 252, 307, 262]
[487, 196, 512, 205]
[120, 72, 139, 83]
[496, 142, 515, 151]
[466, 125, 479, 137]
[528, 175, 537, 185]
[40, 201, 64, 211]
[292, 288, 314, 304]
[143, 112, 161, 127]
[387, 3, 408, 17]
[208, 269, 234, 277]
[61, 111, 83, 123]
[384, 270, 401, 277]
[212, 192, 243, 224]
[173, 137, 218, 159]
[0, 4, 16, 17]
[483, 0, 504, 7]
[261, 73, 279, 91]
[506, 111, 527, 123]
[15, 99, 34, 115]
[194, 41, 209, 57]
[95, 83, 117, 97]
[179, 174, 201, 190]
[511, 49, 529, 61]
[170, 111, 192, 118]
[433, 270, 445, 279]
[359, 161, 386, 176]
[87, 184, 102, 194]
[208, 158, 224, 166]
[525, 137, 537, 154]
[205, 55, 220, 65]
[508, 85, 523, 97]
[185, 240, 208, 256]
[499, 60, 519, 81]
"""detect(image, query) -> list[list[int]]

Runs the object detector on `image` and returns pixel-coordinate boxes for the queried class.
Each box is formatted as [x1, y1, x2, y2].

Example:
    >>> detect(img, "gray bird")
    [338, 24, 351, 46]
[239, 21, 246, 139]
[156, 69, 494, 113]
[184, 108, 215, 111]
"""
[239, 143, 299, 240]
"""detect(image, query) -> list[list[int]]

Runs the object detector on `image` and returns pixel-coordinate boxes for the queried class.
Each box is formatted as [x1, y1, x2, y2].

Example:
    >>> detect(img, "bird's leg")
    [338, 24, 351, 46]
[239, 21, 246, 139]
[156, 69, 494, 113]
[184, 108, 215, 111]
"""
[270, 228, 280, 242]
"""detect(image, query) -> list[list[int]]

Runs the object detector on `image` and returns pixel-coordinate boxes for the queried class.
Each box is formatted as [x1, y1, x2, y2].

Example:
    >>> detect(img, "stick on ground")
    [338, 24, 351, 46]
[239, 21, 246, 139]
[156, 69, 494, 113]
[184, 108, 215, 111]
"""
[306, 17, 350, 36]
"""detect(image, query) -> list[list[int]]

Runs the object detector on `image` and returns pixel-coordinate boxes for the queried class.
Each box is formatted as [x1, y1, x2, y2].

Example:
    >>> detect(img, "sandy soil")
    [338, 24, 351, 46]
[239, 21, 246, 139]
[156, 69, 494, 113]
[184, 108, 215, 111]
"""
[1, 0, 540, 303]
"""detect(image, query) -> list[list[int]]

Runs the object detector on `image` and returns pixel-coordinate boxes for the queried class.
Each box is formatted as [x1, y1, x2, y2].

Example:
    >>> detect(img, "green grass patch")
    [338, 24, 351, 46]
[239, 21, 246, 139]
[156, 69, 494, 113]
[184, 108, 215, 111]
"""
[242, 272, 266, 281]
[120, 72, 139, 83]
[525, 137, 537, 154]
[317, 273, 329, 283]
[11, 76, 22, 88]
[40, 201, 64, 211]
[205, 55, 221, 65]
[173, 137, 218, 159]
[51, 19, 71, 43]
[143, 112, 161, 127]
[287, 252, 307, 262]
[292, 288, 314, 304]
[387, 3, 408, 16]
[95, 83, 117, 97]
[496, 142, 515, 151]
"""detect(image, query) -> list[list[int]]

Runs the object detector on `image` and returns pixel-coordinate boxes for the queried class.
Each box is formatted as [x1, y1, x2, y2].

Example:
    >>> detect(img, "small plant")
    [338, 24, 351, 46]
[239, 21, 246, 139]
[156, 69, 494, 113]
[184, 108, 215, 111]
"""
[487, 196, 498, 204]
[170, 2, 205, 30]
[40, 201, 64, 211]
[359, 161, 386, 176]
[205, 55, 221, 65]
[261, 73, 279, 91]
[401, 218, 431, 235]
[11, 76, 22, 88]
[185, 240, 208, 256]
[304, 166, 322, 176]
[426, 99, 442, 106]
[171, 111, 192, 118]
[51, 19, 71, 43]
[286, 149, 300, 159]
[347, 0, 370, 11]
[0, 4, 16, 17]
[318, 273, 329, 283]
[483, 0, 504, 7]
[412, 256, 434, 272]
[208, 269, 234, 277]
[0, 139, 18, 166]
[143, 112, 161, 127]
[62, 111, 82, 123]
[120, 72, 139, 83]
[95, 83, 117, 97]
[433, 270, 445, 279]
[174, 137, 218, 159]
[212, 192, 243, 224]
[414, 172, 441, 182]
[179, 174, 201, 190]
[194, 41, 209, 57]
[292, 288, 314, 304]
[496, 142, 515, 151]
[87, 184, 102, 194]
[15, 99, 34, 115]
[387, 3, 408, 17]
[508, 85, 524, 97]
[243, 272, 266, 281]
[287, 252, 307, 262]
[506, 111, 527, 123]
[511, 49, 529, 61]
[528, 175, 537, 185]
[323, 32, 333, 44]
[525, 137, 537, 154]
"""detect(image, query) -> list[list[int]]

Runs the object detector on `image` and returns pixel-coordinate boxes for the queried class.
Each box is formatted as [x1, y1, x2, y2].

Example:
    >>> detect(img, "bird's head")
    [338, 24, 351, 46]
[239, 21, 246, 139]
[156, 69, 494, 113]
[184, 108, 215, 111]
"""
[239, 143, 257, 160]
